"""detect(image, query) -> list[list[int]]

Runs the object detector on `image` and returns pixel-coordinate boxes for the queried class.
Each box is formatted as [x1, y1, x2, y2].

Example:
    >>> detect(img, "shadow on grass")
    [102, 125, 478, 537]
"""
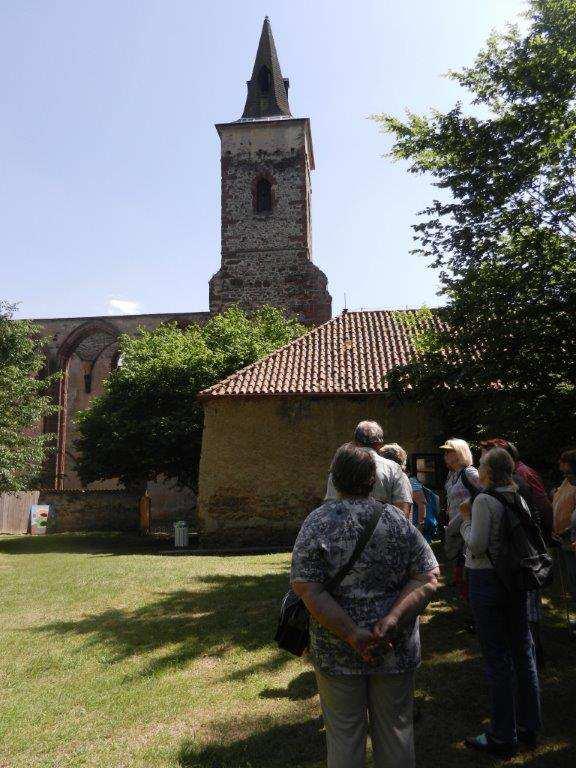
[0, 533, 169, 556]
[29, 551, 576, 766]
[33, 571, 292, 679]
[0, 533, 287, 558]
[234, 583, 571, 767]
[178, 717, 325, 768]
[410, 585, 576, 767]
[259, 670, 317, 701]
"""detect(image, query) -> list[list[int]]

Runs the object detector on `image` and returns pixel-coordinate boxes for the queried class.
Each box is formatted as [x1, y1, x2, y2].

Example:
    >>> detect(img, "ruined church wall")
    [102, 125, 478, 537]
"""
[35, 311, 211, 360]
[39, 489, 141, 533]
[33, 311, 210, 492]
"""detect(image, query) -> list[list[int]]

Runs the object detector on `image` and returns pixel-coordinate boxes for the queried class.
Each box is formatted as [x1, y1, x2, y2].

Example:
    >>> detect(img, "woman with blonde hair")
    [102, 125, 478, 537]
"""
[440, 438, 482, 600]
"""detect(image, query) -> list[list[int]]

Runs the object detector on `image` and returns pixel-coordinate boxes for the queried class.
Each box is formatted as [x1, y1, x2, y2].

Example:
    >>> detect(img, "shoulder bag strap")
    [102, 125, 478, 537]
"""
[484, 488, 534, 526]
[482, 488, 507, 505]
[325, 507, 382, 592]
[459, 467, 480, 500]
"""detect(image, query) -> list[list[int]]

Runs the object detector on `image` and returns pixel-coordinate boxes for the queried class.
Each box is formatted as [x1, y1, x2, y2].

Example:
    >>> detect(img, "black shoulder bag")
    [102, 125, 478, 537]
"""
[275, 508, 382, 657]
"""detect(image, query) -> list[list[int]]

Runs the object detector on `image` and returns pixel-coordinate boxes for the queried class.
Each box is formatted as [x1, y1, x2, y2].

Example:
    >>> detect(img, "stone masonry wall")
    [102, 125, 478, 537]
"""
[33, 311, 210, 491]
[210, 248, 331, 328]
[40, 489, 141, 533]
[210, 119, 331, 327]
[197, 395, 442, 548]
[36, 311, 211, 364]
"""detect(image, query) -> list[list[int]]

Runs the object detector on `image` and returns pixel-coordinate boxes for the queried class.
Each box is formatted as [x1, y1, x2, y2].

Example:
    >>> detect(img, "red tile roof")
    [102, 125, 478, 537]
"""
[198, 309, 444, 399]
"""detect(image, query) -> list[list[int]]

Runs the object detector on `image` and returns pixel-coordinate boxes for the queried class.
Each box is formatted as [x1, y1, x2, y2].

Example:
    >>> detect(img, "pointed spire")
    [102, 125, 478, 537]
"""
[241, 17, 291, 120]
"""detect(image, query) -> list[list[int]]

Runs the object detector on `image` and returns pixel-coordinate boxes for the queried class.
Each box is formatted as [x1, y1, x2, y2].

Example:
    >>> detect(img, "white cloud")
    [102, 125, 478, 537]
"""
[106, 296, 142, 316]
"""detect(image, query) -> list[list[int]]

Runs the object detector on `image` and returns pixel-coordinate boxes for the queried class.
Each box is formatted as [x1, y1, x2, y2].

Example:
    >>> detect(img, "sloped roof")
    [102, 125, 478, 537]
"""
[242, 17, 291, 119]
[199, 309, 444, 400]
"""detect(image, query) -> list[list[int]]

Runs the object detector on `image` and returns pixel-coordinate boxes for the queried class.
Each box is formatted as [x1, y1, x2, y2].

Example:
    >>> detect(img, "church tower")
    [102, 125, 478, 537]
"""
[209, 17, 332, 326]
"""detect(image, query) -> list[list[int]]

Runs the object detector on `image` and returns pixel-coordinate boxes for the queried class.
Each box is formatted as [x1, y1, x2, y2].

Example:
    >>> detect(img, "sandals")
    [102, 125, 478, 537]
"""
[465, 733, 518, 758]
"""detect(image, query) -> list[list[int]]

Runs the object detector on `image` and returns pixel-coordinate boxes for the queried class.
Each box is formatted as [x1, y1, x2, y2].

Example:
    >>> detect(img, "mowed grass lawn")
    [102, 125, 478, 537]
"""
[0, 535, 574, 768]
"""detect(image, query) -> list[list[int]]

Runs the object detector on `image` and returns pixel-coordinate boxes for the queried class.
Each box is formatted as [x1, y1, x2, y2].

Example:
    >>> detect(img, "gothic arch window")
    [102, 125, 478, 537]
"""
[255, 177, 272, 213]
[54, 320, 120, 489]
[258, 65, 271, 94]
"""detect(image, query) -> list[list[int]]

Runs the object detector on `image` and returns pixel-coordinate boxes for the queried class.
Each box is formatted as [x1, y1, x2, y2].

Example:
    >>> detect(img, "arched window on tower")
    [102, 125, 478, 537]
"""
[258, 65, 271, 94]
[256, 178, 272, 213]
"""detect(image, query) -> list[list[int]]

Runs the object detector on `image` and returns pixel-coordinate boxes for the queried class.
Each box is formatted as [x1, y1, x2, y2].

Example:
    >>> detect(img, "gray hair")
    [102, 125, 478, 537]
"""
[480, 447, 515, 488]
[380, 443, 408, 469]
[354, 420, 384, 447]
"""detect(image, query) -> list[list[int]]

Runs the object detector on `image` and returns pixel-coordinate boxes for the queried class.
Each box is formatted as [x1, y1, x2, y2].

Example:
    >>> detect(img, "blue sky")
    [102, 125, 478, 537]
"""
[2, 0, 527, 319]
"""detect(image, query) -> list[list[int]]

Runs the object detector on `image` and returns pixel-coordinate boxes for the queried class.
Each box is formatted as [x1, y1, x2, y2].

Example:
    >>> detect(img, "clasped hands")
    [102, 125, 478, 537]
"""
[346, 615, 399, 663]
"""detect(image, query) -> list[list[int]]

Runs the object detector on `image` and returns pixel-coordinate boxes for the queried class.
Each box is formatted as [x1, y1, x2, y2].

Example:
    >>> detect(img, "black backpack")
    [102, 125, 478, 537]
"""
[484, 489, 553, 592]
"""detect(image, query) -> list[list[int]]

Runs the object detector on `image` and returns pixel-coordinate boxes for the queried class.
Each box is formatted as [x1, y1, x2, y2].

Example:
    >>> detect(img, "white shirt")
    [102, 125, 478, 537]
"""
[325, 447, 413, 507]
[445, 466, 481, 521]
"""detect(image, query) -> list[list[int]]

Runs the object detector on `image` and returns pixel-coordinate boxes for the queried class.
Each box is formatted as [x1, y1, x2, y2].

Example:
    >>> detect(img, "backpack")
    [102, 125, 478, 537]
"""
[483, 489, 553, 592]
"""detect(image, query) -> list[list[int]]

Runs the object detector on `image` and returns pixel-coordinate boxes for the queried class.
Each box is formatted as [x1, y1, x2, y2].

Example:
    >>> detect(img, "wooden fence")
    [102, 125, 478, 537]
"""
[0, 491, 40, 534]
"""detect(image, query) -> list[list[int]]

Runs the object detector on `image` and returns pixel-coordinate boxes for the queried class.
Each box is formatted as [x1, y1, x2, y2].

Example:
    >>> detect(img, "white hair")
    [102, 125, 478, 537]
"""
[447, 438, 474, 467]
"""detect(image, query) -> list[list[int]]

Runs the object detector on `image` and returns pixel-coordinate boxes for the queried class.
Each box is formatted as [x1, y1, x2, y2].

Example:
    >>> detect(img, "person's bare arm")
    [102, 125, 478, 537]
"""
[395, 501, 412, 519]
[413, 489, 427, 525]
[392, 471, 414, 520]
[373, 568, 440, 644]
[291, 580, 376, 661]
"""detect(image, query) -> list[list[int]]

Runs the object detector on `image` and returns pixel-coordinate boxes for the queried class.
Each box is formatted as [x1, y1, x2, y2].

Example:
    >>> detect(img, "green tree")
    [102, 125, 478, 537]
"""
[374, 0, 576, 477]
[0, 302, 56, 491]
[75, 306, 305, 489]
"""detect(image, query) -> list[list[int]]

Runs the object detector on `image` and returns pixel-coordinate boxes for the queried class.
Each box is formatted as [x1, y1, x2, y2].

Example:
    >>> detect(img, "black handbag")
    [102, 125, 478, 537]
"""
[275, 508, 382, 657]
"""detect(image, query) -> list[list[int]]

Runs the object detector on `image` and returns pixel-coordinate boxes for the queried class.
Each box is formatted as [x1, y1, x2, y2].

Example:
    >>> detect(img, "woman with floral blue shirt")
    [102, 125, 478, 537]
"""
[291, 443, 439, 768]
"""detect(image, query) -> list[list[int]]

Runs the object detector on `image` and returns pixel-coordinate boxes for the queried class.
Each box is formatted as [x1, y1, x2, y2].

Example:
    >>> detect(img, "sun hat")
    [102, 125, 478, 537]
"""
[439, 439, 459, 451]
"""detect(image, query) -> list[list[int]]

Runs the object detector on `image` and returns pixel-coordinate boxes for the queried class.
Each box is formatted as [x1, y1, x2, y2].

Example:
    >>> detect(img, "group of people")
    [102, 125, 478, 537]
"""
[289, 420, 576, 768]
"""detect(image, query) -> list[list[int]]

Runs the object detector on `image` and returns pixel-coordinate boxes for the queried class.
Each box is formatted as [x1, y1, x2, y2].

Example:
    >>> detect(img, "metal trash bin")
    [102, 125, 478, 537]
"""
[174, 520, 189, 548]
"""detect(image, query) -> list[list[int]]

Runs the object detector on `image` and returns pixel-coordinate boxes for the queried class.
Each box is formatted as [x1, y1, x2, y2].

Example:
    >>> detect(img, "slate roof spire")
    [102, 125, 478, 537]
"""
[241, 17, 291, 120]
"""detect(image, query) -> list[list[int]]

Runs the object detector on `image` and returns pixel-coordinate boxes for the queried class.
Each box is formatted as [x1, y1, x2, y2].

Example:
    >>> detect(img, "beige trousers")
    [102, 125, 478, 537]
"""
[314, 668, 415, 768]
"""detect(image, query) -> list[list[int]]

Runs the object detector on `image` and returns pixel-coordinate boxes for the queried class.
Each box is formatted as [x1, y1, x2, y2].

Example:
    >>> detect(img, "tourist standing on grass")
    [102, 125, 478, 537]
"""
[460, 447, 541, 757]
[325, 421, 413, 517]
[292, 443, 439, 768]
[479, 438, 547, 665]
[552, 449, 576, 633]
[440, 438, 481, 599]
